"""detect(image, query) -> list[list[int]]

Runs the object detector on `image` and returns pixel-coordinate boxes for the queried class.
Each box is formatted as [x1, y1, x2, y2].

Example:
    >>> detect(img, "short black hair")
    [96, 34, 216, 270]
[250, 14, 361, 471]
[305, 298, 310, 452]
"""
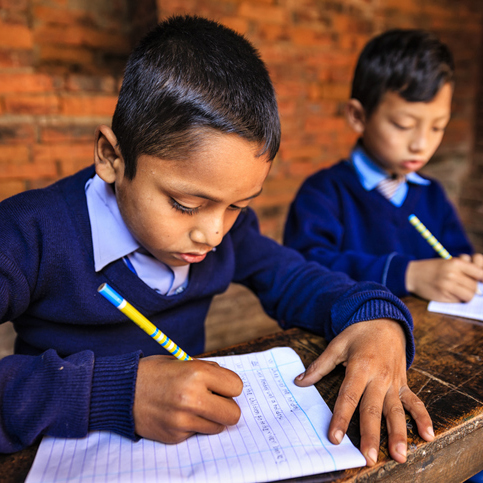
[112, 15, 281, 179]
[351, 29, 454, 117]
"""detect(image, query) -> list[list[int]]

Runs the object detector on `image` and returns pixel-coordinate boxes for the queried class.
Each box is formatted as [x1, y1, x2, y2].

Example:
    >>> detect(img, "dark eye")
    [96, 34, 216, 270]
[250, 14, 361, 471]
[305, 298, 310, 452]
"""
[228, 205, 248, 212]
[393, 122, 411, 130]
[170, 198, 199, 215]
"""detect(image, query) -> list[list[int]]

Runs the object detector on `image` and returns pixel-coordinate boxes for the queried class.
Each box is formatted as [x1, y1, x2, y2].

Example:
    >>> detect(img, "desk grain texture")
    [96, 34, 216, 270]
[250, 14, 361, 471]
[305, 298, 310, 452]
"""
[1, 297, 483, 482]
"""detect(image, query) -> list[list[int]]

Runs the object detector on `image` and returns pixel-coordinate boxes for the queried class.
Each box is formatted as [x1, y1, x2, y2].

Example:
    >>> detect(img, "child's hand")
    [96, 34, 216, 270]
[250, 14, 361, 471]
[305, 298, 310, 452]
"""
[406, 257, 483, 302]
[294, 319, 434, 467]
[133, 356, 243, 443]
[469, 252, 483, 269]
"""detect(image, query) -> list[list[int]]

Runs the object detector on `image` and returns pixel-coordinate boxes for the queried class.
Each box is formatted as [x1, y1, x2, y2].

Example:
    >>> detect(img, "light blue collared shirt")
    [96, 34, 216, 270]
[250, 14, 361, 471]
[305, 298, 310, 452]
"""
[85, 174, 189, 295]
[350, 144, 430, 207]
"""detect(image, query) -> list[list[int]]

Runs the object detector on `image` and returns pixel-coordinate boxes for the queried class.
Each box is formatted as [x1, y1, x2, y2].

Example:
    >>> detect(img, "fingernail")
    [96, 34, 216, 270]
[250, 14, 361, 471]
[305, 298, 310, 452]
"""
[295, 372, 305, 381]
[396, 443, 407, 458]
[427, 426, 435, 438]
[368, 448, 378, 464]
[333, 430, 343, 444]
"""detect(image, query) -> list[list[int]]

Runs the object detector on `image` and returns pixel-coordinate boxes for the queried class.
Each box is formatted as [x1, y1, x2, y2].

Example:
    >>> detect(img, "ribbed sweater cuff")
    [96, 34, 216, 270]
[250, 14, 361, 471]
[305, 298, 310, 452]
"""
[89, 351, 142, 440]
[346, 299, 415, 369]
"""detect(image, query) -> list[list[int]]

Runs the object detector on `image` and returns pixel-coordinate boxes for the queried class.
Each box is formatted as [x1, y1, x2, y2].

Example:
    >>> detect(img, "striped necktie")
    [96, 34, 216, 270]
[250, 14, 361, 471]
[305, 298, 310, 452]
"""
[377, 174, 406, 200]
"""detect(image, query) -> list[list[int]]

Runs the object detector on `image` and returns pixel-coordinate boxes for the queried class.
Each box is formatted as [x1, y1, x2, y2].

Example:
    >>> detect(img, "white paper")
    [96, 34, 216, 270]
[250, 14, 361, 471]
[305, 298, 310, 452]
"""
[26, 347, 365, 483]
[428, 282, 483, 321]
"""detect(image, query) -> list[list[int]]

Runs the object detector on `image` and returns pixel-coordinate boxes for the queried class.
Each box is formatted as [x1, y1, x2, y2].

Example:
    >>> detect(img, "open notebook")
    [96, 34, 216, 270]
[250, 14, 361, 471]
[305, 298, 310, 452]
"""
[26, 347, 365, 483]
[428, 282, 483, 321]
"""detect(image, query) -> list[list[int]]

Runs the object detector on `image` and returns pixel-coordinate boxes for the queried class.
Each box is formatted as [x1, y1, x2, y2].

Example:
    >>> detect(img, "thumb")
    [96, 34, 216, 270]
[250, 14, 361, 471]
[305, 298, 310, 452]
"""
[294, 341, 347, 387]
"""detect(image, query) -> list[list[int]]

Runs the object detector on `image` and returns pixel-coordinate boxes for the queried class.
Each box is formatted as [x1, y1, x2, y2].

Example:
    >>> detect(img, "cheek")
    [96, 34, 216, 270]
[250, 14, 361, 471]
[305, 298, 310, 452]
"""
[222, 211, 243, 235]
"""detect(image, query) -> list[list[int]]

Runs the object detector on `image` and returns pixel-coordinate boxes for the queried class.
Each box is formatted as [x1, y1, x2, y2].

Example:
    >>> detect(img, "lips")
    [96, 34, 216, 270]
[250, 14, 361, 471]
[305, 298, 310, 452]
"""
[178, 252, 208, 263]
[401, 160, 425, 170]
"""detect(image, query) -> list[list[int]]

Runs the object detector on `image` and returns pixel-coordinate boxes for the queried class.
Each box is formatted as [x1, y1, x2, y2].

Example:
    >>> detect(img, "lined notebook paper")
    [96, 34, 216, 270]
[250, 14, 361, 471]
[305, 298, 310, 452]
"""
[26, 347, 365, 483]
[428, 283, 483, 321]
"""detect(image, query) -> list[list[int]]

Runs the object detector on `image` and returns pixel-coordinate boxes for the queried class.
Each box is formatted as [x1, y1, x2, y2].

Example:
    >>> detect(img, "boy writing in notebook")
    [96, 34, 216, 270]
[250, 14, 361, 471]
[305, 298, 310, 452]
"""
[0, 16, 433, 466]
[284, 29, 483, 303]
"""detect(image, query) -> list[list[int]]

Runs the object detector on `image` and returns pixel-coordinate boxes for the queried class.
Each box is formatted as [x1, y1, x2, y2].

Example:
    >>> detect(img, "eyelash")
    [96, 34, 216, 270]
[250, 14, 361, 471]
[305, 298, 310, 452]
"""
[170, 198, 247, 215]
[393, 122, 446, 132]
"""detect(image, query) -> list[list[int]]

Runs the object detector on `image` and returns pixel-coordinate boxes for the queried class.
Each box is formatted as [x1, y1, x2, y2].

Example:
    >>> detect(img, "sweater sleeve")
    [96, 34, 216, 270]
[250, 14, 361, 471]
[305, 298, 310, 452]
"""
[0, 202, 140, 452]
[283, 174, 414, 297]
[230, 208, 415, 368]
[0, 348, 140, 453]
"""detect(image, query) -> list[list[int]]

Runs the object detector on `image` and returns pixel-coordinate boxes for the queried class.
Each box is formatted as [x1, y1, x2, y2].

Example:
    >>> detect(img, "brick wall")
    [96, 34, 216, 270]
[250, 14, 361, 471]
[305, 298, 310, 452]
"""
[0, 0, 132, 200]
[460, 29, 483, 253]
[1, 0, 483, 353]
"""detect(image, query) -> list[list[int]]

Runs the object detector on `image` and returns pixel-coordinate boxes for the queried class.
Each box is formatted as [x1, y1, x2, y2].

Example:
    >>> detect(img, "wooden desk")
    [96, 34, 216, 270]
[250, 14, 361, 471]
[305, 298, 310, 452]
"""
[1, 297, 483, 482]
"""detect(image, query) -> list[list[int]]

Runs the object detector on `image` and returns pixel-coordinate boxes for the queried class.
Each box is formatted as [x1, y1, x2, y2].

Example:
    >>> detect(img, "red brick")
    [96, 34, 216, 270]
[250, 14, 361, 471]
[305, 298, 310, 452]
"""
[289, 27, 333, 48]
[33, 25, 131, 52]
[32, 5, 95, 26]
[58, 157, 94, 177]
[0, 147, 57, 180]
[4, 95, 60, 115]
[0, 49, 34, 68]
[219, 16, 249, 35]
[304, 115, 347, 134]
[61, 96, 118, 117]
[66, 75, 117, 93]
[278, 144, 323, 161]
[33, 143, 93, 166]
[40, 124, 97, 143]
[39, 45, 94, 66]
[0, 180, 27, 201]
[0, 22, 33, 49]
[0, 73, 55, 94]
[238, 3, 287, 25]
[0, 123, 36, 144]
[0, 145, 30, 164]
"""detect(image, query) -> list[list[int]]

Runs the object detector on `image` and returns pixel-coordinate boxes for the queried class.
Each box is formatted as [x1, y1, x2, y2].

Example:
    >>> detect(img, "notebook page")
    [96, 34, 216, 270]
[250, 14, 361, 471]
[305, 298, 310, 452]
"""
[26, 347, 365, 483]
[428, 282, 483, 321]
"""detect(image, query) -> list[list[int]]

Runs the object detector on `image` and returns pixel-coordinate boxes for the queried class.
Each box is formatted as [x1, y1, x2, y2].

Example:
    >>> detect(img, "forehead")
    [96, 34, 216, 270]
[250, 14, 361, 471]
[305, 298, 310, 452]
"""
[134, 133, 271, 199]
[375, 83, 453, 119]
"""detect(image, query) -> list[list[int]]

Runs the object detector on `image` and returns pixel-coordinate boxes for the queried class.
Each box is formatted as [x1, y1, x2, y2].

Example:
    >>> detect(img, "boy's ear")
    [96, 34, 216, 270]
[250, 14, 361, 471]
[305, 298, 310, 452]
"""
[94, 125, 123, 184]
[345, 99, 367, 134]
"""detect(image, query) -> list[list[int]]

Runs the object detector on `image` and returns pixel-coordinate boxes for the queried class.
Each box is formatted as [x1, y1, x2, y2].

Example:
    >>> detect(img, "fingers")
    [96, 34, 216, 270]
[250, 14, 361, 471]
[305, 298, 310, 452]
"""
[328, 364, 367, 449]
[197, 390, 242, 427]
[472, 253, 483, 269]
[203, 362, 244, 398]
[382, 388, 408, 464]
[133, 356, 243, 444]
[399, 385, 434, 442]
[294, 339, 347, 387]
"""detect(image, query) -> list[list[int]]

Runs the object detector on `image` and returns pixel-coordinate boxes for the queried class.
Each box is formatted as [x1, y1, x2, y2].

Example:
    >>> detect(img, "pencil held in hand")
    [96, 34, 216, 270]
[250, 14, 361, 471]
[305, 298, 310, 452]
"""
[408, 214, 452, 260]
[98, 283, 192, 360]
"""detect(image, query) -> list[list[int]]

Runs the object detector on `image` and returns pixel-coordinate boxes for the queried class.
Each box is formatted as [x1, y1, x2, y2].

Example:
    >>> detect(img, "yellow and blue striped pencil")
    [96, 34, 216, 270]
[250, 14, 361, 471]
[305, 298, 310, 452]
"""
[409, 215, 453, 260]
[408, 214, 452, 259]
[408, 214, 482, 296]
[98, 283, 192, 360]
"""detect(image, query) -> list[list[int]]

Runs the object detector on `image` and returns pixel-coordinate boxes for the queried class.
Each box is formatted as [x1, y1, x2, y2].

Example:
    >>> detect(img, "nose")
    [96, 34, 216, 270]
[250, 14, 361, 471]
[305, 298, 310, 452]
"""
[409, 128, 428, 153]
[189, 213, 224, 248]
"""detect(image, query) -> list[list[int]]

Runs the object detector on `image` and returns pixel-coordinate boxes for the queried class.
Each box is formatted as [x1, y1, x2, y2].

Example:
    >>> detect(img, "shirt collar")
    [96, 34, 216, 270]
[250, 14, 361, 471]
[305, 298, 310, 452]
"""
[350, 142, 430, 191]
[85, 174, 141, 272]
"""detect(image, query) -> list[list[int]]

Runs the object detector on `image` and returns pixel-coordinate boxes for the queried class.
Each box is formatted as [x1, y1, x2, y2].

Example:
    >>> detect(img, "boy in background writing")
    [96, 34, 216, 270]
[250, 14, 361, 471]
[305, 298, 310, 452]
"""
[0, 16, 433, 466]
[284, 29, 483, 303]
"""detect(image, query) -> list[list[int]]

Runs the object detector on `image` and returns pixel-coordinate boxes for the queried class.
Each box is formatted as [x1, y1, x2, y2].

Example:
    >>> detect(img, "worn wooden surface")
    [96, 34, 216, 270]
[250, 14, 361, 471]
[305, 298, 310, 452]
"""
[1, 296, 483, 482]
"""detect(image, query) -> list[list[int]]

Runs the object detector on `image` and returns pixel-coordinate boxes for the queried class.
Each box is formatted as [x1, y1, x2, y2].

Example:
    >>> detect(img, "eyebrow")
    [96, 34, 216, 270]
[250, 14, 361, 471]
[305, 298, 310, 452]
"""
[183, 187, 264, 203]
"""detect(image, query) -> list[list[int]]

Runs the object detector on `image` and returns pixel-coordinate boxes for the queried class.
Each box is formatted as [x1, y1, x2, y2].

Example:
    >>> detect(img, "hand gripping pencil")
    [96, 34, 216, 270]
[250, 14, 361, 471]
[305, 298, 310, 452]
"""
[98, 283, 192, 360]
[408, 214, 452, 260]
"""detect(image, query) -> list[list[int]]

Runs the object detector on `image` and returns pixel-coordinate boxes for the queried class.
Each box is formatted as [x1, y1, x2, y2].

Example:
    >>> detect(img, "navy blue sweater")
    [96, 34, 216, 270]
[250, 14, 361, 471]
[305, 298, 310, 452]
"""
[0, 166, 413, 452]
[284, 161, 473, 297]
